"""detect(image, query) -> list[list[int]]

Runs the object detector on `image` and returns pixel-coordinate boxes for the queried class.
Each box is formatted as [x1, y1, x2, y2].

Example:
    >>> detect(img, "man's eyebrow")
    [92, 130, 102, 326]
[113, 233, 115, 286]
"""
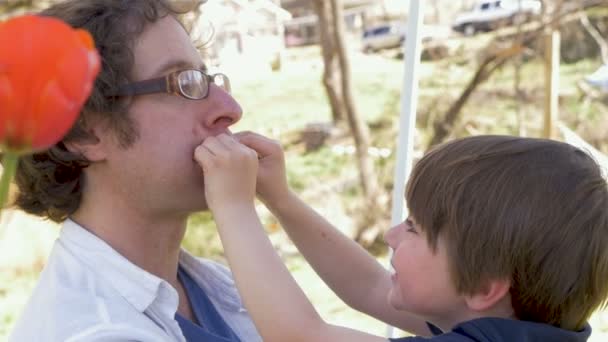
[150, 59, 207, 78]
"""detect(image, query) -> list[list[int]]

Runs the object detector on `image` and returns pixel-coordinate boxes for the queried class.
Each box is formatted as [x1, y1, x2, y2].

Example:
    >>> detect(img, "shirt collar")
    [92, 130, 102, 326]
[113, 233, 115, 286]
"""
[59, 219, 174, 313]
[179, 250, 244, 312]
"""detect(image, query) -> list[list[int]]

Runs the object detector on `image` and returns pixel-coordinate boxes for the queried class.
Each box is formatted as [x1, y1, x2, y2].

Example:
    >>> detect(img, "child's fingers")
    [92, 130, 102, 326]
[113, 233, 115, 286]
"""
[218, 133, 260, 160]
[234, 131, 273, 148]
[234, 131, 281, 157]
[193, 144, 216, 172]
[203, 135, 230, 156]
[216, 133, 240, 150]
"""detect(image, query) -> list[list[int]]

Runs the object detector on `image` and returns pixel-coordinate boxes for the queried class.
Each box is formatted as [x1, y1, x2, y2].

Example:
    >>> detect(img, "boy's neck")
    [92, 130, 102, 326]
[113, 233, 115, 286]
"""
[434, 296, 516, 332]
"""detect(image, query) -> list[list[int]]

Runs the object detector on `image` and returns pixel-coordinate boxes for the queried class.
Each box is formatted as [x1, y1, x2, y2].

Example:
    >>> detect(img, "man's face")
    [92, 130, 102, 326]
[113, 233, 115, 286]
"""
[101, 15, 242, 216]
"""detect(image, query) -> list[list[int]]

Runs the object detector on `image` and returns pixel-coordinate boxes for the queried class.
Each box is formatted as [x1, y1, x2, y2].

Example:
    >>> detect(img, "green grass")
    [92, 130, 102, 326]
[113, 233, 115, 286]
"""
[0, 267, 41, 337]
[232, 48, 406, 137]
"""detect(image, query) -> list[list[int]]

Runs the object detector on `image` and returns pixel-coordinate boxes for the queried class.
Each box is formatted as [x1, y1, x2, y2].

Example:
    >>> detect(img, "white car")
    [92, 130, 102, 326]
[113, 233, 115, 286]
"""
[586, 64, 608, 92]
[361, 24, 404, 52]
[452, 0, 541, 36]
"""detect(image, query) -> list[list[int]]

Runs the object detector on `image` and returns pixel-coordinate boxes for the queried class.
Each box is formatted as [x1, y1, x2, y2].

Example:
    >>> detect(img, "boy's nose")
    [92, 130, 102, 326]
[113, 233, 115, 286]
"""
[203, 84, 242, 130]
[383, 225, 399, 248]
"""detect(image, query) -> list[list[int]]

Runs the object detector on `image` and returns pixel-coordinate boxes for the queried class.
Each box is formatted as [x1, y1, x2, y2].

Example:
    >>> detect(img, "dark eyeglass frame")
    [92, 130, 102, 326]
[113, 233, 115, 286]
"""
[107, 69, 230, 100]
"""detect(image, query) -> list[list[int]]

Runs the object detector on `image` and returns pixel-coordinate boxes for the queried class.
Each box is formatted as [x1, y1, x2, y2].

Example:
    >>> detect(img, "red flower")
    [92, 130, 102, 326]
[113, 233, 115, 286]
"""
[0, 15, 100, 153]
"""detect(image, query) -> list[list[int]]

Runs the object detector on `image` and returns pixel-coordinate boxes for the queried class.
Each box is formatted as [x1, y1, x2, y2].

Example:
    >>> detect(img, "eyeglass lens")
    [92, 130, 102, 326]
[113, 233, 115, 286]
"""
[177, 70, 231, 99]
[178, 70, 207, 99]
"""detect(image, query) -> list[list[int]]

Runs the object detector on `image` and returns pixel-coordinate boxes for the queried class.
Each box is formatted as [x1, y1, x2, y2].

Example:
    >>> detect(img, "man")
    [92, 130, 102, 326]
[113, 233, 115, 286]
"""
[9, 0, 260, 341]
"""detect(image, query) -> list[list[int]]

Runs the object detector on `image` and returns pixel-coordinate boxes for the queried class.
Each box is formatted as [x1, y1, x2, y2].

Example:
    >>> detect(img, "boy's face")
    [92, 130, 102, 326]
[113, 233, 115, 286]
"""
[384, 217, 466, 323]
[97, 16, 242, 214]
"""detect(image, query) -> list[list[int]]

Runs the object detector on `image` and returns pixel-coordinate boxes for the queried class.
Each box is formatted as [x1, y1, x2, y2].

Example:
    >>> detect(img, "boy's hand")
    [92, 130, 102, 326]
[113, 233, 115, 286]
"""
[194, 133, 258, 213]
[234, 131, 290, 207]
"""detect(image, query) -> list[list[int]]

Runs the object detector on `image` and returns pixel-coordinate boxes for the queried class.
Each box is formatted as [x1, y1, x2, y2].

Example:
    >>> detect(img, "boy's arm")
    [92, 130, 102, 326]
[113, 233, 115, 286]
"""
[195, 134, 386, 342]
[214, 203, 388, 342]
[237, 132, 431, 336]
[269, 190, 430, 336]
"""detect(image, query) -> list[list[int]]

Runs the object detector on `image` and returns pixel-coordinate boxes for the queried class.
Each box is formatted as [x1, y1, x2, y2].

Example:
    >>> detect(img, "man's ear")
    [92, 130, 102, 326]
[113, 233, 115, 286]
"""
[464, 278, 511, 312]
[63, 126, 107, 162]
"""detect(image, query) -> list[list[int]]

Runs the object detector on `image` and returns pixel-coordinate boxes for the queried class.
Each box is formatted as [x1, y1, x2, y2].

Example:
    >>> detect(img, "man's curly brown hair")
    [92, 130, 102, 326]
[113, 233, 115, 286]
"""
[14, 0, 189, 222]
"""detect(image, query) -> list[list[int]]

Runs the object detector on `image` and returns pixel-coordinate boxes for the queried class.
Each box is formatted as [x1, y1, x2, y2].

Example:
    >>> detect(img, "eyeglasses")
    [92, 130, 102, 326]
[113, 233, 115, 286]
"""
[108, 69, 231, 100]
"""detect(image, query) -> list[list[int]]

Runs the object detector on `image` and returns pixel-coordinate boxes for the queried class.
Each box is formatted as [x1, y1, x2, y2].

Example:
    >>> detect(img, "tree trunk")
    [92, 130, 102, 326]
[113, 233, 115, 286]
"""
[429, 0, 605, 147]
[429, 45, 523, 147]
[579, 12, 608, 64]
[328, 0, 380, 238]
[514, 0, 526, 136]
[313, 0, 345, 124]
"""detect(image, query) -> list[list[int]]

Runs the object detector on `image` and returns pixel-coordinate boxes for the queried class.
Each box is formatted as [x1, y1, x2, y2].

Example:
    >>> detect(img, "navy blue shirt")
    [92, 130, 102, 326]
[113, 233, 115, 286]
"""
[175, 266, 241, 342]
[389, 318, 591, 341]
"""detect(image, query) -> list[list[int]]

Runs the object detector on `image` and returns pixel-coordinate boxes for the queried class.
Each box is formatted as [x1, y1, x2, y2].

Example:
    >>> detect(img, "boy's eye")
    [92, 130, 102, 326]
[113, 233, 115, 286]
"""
[405, 218, 417, 233]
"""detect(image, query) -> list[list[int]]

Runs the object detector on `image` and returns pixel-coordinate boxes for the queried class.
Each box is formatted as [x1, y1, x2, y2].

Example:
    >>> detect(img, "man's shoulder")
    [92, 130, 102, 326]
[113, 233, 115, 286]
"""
[10, 320, 168, 342]
[9, 244, 165, 341]
[9, 281, 162, 342]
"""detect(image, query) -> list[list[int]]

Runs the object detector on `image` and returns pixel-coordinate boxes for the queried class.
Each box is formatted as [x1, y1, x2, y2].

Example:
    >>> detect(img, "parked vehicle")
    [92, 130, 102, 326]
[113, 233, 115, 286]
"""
[452, 0, 541, 36]
[361, 24, 404, 52]
[586, 64, 608, 92]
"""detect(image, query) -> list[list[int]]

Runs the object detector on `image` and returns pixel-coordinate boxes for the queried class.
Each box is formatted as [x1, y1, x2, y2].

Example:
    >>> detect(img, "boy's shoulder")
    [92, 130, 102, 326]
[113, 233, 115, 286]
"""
[389, 322, 472, 342]
[390, 317, 591, 342]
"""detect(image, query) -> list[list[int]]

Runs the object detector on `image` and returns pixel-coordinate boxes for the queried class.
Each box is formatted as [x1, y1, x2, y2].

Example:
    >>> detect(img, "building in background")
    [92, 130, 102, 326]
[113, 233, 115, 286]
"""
[193, 0, 292, 72]
[279, 0, 462, 47]
[281, 0, 382, 47]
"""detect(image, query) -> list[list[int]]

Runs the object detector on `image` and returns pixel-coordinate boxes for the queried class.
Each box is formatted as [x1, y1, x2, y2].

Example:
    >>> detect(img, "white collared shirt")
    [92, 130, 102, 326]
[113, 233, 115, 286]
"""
[9, 219, 261, 342]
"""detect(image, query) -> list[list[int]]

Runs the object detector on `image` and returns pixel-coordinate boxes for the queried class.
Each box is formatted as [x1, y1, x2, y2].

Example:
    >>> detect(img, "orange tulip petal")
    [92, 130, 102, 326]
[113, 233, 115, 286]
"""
[31, 80, 80, 150]
[55, 47, 94, 103]
[76, 29, 96, 50]
[0, 75, 13, 142]
[0, 15, 100, 152]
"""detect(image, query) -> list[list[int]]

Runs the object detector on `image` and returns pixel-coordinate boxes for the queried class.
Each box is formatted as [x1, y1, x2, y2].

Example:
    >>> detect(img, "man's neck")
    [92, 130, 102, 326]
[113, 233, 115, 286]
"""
[71, 198, 189, 286]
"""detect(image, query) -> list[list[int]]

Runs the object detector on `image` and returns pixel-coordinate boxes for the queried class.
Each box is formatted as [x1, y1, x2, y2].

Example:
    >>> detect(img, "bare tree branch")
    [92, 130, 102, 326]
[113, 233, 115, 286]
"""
[579, 12, 608, 64]
[429, 45, 524, 146]
[313, 0, 345, 123]
[428, 0, 606, 147]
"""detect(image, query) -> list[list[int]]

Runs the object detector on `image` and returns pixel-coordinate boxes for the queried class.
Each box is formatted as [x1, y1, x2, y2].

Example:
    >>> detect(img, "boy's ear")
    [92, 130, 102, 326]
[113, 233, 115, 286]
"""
[464, 278, 511, 312]
[63, 126, 107, 162]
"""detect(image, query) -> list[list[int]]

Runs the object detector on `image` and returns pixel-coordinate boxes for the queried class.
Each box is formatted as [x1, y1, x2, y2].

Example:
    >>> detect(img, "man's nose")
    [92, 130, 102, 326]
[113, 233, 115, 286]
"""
[202, 84, 242, 130]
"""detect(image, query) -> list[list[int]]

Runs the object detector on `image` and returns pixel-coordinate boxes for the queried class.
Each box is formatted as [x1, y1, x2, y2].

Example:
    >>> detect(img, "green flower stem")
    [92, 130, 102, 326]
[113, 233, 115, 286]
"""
[0, 152, 19, 211]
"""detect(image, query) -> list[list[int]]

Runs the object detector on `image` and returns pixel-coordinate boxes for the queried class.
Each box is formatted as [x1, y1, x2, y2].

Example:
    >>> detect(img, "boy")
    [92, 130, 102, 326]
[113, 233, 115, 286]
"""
[195, 133, 608, 341]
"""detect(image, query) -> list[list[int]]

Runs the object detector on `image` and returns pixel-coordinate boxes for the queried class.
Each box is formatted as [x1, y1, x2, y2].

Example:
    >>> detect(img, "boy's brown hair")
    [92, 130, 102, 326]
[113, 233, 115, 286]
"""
[14, 0, 190, 222]
[406, 135, 608, 331]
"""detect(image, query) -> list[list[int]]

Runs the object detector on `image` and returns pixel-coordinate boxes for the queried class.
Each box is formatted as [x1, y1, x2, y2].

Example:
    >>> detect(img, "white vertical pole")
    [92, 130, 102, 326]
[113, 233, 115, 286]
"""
[543, 30, 560, 139]
[386, 0, 425, 338]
